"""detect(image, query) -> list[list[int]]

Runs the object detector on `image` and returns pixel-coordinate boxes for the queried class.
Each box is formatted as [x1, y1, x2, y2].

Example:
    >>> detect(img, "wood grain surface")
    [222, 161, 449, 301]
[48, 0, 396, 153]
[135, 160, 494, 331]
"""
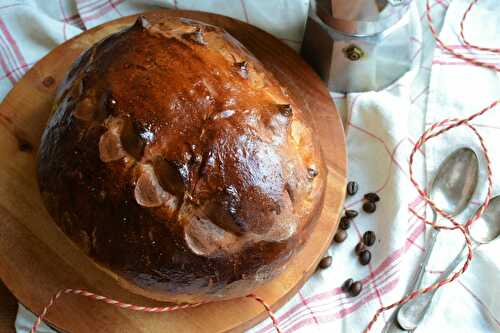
[0, 10, 346, 333]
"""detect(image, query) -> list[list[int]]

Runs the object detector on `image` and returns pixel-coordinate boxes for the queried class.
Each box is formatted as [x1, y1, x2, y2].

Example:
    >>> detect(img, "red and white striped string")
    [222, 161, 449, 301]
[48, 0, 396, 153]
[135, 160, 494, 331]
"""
[31, 289, 282, 333]
[364, 0, 499, 331]
[30, 1, 498, 333]
[459, 0, 500, 53]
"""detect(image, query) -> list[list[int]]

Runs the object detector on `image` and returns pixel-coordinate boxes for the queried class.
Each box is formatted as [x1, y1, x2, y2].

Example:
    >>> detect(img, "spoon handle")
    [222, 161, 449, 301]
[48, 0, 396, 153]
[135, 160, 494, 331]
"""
[396, 215, 440, 330]
[398, 238, 470, 331]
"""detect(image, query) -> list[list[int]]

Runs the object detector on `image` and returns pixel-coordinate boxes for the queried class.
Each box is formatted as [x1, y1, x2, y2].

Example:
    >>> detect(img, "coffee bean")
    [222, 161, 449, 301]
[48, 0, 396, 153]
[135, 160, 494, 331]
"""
[355, 242, 366, 254]
[334, 230, 347, 243]
[364, 192, 380, 202]
[359, 250, 372, 265]
[349, 281, 363, 297]
[342, 278, 354, 292]
[362, 201, 376, 213]
[363, 231, 376, 246]
[339, 216, 351, 230]
[318, 256, 332, 269]
[345, 209, 359, 218]
[346, 181, 359, 196]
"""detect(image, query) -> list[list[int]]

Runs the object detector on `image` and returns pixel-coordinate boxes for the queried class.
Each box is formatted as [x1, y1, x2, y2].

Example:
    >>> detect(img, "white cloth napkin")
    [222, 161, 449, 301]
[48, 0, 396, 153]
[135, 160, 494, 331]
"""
[418, 0, 500, 331]
[0, 1, 498, 333]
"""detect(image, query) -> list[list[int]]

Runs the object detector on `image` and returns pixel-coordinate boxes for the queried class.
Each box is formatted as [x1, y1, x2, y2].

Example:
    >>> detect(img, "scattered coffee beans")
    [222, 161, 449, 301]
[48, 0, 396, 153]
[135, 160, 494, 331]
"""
[339, 216, 351, 230]
[355, 242, 366, 254]
[342, 278, 354, 292]
[364, 192, 380, 202]
[318, 256, 332, 269]
[349, 281, 363, 296]
[362, 201, 376, 213]
[346, 181, 359, 196]
[363, 231, 376, 246]
[359, 250, 372, 265]
[334, 230, 347, 243]
[345, 209, 359, 218]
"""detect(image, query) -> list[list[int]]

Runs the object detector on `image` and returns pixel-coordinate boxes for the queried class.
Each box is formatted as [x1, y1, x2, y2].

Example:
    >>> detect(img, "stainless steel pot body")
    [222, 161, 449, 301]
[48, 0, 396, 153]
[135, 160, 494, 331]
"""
[301, 0, 417, 93]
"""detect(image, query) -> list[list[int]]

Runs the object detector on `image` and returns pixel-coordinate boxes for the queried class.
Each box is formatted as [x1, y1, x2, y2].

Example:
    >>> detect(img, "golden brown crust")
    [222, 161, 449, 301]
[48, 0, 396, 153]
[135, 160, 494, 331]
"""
[37, 16, 326, 302]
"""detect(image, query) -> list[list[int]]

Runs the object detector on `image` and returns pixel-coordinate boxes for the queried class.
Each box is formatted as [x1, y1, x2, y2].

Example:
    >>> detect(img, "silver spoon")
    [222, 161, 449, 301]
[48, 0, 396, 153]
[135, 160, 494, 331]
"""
[396, 195, 500, 332]
[396, 147, 479, 331]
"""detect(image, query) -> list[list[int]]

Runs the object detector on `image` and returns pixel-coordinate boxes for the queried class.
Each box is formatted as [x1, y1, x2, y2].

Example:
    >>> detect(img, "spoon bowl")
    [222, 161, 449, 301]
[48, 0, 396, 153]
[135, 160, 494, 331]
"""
[396, 147, 479, 331]
[469, 195, 500, 244]
[430, 147, 479, 216]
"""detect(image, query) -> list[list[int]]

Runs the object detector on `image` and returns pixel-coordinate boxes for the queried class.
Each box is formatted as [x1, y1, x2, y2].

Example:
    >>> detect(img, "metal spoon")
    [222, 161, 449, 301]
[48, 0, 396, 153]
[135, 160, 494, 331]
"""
[396, 147, 479, 331]
[395, 195, 500, 332]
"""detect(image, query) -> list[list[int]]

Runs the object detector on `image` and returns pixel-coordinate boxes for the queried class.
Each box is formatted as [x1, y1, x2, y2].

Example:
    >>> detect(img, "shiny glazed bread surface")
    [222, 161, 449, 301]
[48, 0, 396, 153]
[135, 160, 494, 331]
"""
[37, 16, 326, 302]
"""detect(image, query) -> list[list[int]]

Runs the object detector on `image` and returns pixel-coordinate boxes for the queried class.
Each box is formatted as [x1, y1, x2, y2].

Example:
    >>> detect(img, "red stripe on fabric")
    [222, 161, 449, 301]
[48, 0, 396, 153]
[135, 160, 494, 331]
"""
[78, 0, 106, 11]
[80, 0, 125, 22]
[0, 62, 32, 81]
[0, 51, 16, 84]
[404, 219, 425, 252]
[405, 236, 425, 252]
[79, 0, 108, 16]
[411, 46, 423, 62]
[256, 260, 400, 333]
[107, 0, 122, 17]
[346, 94, 361, 129]
[408, 137, 426, 156]
[411, 86, 430, 104]
[58, 0, 67, 40]
[298, 291, 320, 326]
[441, 49, 500, 57]
[432, 60, 500, 66]
[0, 27, 22, 81]
[257, 220, 425, 333]
[447, 44, 500, 53]
[258, 214, 424, 333]
[0, 19, 28, 70]
[79, 0, 125, 16]
[410, 36, 422, 45]
[258, 266, 402, 333]
[62, 12, 85, 29]
[468, 123, 500, 130]
[348, 124, 408, 176]
[375, 137, 407, 193]
[409, 196, 423, 210]
[266, 278, 400, 333]
[345, 136, 406, 207]
[337, 277, 400, 319]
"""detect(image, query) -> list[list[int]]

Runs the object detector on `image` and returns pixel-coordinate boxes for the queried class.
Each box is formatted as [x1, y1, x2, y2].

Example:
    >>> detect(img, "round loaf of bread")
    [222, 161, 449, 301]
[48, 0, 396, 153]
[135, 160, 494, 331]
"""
[37, 16, 326, 303]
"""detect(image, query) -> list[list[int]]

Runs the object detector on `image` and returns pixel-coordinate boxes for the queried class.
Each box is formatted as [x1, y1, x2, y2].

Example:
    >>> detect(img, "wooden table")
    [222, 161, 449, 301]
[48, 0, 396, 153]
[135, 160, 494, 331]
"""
[0, 280, 16, 333]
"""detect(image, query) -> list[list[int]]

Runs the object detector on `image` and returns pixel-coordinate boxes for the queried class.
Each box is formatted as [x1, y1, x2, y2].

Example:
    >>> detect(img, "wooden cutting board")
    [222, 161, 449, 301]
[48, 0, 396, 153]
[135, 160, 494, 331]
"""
[0, 10, 346, 333]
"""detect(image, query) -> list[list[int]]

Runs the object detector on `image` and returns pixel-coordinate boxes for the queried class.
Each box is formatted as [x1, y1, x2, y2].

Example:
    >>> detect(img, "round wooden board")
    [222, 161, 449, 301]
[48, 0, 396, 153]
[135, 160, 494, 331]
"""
[0, 10, 346, 333]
